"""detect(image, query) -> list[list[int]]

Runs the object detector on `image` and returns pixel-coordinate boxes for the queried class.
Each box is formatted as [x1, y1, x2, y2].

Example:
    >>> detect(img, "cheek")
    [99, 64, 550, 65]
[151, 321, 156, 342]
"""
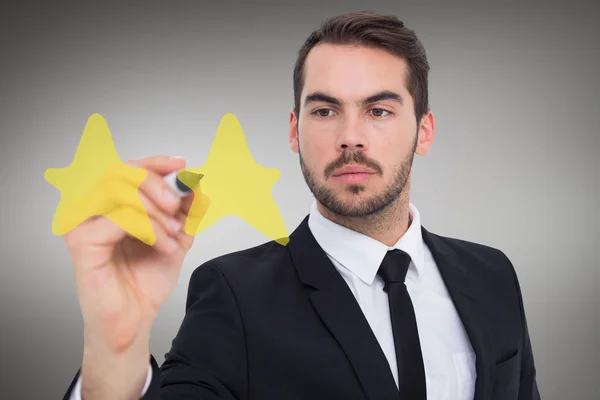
[299, 123, 331, 153]
[299, 141, 333, 176]
[376, 121, 416, 153]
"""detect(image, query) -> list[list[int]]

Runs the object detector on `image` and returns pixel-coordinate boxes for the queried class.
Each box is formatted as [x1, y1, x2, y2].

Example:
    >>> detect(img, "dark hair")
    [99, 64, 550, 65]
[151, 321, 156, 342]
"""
[293, 11, 430, 123]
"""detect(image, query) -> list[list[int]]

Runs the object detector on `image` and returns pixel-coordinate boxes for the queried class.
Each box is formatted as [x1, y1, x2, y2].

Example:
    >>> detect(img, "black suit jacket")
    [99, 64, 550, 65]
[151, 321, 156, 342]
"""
[64, 216, 540, 399]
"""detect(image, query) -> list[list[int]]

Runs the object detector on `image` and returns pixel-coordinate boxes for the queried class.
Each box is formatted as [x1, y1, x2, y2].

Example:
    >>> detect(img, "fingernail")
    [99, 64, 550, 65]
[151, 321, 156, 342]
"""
[168, 217, 181, 232]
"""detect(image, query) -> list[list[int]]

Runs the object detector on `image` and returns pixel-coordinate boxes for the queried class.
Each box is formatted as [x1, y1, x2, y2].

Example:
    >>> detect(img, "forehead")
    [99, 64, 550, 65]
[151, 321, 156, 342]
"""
[302, 43, 410, 99]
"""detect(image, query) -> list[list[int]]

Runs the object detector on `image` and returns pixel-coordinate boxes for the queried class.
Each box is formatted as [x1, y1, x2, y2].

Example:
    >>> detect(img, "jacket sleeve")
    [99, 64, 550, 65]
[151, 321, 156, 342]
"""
[507, 255, 542, 400]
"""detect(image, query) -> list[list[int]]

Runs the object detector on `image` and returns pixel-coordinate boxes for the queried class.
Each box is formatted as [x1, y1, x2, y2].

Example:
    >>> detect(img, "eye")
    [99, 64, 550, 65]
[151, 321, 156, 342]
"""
[312, 108, 335, 118]
[370, 108, 391, 117]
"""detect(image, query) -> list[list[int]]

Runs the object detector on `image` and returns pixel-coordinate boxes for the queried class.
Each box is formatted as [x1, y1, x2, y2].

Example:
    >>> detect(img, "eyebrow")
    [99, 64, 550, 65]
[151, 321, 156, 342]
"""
[303, 90, 404, 107]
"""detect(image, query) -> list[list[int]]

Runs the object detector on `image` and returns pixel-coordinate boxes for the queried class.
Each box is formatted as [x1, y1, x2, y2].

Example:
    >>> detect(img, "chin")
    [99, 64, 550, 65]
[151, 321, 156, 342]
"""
[334, 183, 372, 196]
[319, 184, 399, 217]
[331, 191, 376, 208]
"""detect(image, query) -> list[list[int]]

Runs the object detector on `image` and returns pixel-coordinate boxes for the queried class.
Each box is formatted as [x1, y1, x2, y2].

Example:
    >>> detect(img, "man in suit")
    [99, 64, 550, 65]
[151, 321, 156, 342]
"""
[63, 10, 540, 400]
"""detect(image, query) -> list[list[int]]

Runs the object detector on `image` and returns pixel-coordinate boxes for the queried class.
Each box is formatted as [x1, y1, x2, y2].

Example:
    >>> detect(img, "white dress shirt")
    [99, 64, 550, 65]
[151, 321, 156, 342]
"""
[307, 201, 476, 400]
[72, 201, 476, 400]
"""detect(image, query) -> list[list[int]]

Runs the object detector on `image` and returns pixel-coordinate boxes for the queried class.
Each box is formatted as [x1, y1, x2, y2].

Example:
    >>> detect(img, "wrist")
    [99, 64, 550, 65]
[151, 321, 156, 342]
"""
[83, 323, 151, 356]
[80, 347, 150, 400]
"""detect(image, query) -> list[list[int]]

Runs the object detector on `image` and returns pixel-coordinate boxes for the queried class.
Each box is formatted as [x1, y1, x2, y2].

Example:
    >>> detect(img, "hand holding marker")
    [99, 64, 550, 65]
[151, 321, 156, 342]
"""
[57, 155, 206, 399]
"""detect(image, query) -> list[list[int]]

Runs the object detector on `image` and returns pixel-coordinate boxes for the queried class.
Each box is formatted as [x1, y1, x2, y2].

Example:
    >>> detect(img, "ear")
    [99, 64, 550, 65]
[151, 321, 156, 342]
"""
[415, 109, 435, 156]
[289, 107, 299, 153]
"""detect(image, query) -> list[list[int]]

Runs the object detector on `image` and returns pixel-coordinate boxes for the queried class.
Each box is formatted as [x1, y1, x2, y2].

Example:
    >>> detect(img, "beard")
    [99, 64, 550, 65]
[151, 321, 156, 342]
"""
[299, 133, 418, 218]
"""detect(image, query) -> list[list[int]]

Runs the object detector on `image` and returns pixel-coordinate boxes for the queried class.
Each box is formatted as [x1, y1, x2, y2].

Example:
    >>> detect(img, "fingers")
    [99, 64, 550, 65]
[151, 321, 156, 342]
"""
[64, 155, 203, 250]
[127, 155, 186, 175]
[81, 205, 181, 255]
[137, 188, 183, 237]
[111, 206, 181, 254]
[178, 188, 207, 219]
[101, 166, 185, 247]
[135, 166, 183, 217]
[106, 156, 187, 228]
[180, 189, 210, 237]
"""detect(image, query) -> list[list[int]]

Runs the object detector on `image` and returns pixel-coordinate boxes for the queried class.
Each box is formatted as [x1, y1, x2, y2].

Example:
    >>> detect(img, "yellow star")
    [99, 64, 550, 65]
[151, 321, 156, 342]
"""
[44, 114, 156, 245]
[45, 113, 288, 247]
[180, 113, 289, 245]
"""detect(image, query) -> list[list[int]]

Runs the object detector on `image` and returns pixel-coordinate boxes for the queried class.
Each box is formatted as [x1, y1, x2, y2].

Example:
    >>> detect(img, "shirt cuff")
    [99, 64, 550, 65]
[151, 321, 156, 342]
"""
[70, 363, 153, 400]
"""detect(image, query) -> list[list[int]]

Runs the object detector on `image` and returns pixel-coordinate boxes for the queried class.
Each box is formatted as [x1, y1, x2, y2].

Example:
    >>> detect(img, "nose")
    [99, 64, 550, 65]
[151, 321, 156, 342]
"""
[335, 117, 369, 152]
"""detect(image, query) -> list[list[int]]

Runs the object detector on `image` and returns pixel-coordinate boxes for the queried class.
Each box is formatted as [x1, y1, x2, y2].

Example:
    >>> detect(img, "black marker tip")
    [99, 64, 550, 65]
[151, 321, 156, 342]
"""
[176, 171, 204, 192]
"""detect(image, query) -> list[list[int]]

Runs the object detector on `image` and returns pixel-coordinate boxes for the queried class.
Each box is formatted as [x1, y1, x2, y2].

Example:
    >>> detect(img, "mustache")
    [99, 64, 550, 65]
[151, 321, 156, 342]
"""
[324, 151, 383, 178]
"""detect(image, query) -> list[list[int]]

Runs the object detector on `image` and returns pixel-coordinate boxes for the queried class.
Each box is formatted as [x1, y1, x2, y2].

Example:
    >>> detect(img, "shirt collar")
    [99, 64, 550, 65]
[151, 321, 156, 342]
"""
[308, 200, 426, 285]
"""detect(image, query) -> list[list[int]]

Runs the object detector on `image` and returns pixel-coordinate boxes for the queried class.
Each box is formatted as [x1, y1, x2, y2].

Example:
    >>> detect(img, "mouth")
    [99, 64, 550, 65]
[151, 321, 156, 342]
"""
[331, 165, 376, 184]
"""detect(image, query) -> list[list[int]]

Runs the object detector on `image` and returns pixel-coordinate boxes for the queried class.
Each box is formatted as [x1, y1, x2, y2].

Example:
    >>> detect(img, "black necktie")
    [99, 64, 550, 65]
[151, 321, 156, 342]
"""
[377, 249, 427, 399]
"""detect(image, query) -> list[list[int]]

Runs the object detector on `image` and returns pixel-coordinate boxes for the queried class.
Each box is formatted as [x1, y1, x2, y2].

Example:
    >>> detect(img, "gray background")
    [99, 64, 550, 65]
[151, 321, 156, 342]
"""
[1, 0, 598, 398]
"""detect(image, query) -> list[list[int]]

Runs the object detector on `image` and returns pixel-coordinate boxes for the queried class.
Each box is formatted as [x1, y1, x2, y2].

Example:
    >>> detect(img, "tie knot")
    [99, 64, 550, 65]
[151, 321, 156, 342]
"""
[377, 249, 411, 287]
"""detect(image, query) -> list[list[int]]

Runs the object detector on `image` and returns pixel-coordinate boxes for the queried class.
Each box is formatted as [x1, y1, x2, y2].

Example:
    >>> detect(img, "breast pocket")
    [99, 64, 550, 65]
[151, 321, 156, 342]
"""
[492, 349, 521, 400]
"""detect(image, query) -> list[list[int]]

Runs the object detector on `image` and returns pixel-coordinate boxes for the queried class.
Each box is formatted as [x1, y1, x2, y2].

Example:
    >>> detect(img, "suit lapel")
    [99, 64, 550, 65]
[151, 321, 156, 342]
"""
[421, 227, 497, 400]
[288, 217, 400, 400]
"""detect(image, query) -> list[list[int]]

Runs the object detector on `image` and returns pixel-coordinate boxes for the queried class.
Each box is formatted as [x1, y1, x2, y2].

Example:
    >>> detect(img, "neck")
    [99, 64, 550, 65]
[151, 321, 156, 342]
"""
[317, 191, 412, 247]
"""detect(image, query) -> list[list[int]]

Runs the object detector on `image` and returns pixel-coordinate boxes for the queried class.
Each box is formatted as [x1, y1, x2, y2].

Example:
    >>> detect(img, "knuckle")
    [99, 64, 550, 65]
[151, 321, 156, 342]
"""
[64, 231, 81, 249]
[138, 193, 154, 215]
[146, 177, 167, 204]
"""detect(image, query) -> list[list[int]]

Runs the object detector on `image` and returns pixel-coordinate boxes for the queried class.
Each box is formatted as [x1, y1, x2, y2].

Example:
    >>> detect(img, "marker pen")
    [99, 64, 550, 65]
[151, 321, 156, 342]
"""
[163, 170, 204, 197]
